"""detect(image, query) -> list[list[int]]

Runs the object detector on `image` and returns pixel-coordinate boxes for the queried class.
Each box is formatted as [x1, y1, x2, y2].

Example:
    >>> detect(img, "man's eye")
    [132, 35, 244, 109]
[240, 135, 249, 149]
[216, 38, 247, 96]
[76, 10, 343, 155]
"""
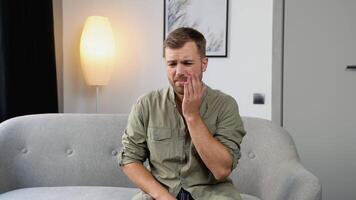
[168, 63, 177, 67]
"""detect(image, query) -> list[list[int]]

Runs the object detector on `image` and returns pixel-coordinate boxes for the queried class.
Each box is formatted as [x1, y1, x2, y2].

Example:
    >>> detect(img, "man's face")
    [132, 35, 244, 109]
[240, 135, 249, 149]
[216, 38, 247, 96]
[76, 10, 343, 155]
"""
[165, 41, 208, 96]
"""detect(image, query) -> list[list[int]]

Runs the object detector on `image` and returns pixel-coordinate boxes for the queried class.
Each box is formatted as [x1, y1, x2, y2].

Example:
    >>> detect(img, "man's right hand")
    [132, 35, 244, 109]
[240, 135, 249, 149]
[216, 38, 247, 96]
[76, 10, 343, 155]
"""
[121, 162, 175, 200]
[155, 192, 176, 200]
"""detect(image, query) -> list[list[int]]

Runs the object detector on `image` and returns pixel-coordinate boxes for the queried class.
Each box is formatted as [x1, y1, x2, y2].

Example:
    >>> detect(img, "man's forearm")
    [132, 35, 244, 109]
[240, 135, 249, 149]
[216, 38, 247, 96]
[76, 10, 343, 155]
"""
[186, 116, 232, 181]
[121, 162, 174, 199]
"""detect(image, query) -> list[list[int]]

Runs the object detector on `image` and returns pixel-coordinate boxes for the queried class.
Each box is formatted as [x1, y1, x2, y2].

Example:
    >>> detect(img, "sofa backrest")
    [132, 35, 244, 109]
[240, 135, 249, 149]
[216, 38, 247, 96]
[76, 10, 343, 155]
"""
[0, 114, 300, 196]
[0, 114, 135, 193]
[231, 117, 300, 198]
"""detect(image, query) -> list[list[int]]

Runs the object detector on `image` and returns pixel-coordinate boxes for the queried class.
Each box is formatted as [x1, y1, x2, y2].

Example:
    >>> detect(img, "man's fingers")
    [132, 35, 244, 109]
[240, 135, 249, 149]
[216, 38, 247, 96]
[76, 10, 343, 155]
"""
[184, 80, 189, 100]
[184, 74, 204, 103]
[188, 76, 194, 96]
[191, 74, 198, 93]
[191, 74, 203, 96]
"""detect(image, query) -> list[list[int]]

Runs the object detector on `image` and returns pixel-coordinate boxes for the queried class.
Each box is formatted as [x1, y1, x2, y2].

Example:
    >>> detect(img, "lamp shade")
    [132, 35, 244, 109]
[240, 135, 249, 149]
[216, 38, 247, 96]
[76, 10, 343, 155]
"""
[80, 16, 116, 86]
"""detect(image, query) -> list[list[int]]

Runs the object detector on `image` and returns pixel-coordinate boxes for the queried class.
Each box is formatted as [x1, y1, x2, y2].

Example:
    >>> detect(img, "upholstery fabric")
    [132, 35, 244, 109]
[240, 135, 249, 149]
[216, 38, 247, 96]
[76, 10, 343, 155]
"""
[0, 186, 138, 200]
[0, 114, 321, 200]
[0, 187, 260, 200]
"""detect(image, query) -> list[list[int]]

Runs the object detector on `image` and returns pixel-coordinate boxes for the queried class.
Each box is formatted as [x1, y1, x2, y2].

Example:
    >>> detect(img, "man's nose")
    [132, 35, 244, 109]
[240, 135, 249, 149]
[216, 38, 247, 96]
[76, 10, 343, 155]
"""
[176, 63, 185, 75]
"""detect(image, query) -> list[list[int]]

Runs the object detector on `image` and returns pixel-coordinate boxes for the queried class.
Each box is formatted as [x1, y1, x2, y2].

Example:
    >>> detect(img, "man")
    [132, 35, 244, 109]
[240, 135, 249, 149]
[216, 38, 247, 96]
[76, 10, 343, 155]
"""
[118, 27, 246, 200]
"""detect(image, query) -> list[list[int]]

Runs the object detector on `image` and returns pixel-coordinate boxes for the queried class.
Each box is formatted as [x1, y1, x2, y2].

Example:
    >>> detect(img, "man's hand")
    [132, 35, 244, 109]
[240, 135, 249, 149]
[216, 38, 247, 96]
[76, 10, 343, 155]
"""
[156, 192, 176, 200]
[182, 73, 206, 121]
[182, 74, 233, 181]
[121, 163, 175, 200]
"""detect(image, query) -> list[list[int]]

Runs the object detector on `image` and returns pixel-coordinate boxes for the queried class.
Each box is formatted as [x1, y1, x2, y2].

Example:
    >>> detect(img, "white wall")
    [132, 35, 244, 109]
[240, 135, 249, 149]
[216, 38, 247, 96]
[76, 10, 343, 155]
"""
[62, 0, 273, 119]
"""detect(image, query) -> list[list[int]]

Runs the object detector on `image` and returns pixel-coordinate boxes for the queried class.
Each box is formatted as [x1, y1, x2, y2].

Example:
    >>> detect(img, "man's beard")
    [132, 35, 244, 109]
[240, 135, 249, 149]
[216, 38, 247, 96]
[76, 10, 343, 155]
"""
[167, 79, 182, 97]
[173, 84, 184, 96]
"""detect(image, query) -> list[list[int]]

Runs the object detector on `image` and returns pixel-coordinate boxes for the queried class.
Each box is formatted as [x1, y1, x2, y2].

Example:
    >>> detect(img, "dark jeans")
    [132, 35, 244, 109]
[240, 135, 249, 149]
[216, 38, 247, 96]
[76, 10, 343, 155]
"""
[176, 188, 194, 200]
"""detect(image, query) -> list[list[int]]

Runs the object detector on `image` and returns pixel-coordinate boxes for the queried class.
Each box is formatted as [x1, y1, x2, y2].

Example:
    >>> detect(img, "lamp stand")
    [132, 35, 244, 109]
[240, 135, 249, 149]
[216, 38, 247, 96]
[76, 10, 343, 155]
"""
[96, 86, 99, 113]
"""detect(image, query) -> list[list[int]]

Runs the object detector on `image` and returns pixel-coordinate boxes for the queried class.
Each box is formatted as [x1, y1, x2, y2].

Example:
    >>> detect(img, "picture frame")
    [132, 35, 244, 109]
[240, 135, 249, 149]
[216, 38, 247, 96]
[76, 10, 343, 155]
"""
[164, 0, 229, 57]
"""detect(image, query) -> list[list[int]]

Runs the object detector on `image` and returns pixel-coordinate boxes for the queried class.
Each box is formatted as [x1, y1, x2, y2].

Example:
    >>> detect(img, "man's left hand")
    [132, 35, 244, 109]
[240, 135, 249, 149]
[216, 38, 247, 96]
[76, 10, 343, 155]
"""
[182, 73, 206, 121]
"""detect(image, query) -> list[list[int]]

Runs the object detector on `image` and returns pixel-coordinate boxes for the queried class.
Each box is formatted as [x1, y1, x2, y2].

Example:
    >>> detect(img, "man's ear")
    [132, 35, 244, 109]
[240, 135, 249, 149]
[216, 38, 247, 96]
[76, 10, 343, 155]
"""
[202, 57, 208, 72]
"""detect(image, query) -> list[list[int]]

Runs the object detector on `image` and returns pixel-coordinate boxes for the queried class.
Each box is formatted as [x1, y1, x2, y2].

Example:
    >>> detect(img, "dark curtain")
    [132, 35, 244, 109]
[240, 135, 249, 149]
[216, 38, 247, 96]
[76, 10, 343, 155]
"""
[0, 0, 58, 122]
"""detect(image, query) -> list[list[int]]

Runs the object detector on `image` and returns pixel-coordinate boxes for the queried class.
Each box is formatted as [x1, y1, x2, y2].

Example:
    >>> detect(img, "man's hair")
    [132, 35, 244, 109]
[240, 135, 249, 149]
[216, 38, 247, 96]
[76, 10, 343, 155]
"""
[164, 27, 206, 58]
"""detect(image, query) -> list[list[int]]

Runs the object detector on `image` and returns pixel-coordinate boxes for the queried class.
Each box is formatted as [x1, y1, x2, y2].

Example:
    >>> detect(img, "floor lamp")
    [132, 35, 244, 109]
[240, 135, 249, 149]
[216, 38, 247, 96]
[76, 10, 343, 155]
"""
[80, 16, 116, 113]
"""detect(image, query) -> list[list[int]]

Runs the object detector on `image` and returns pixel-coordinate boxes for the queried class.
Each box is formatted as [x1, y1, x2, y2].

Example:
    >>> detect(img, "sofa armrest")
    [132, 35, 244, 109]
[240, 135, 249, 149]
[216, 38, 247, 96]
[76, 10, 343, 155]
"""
[261, 160, 321, 200]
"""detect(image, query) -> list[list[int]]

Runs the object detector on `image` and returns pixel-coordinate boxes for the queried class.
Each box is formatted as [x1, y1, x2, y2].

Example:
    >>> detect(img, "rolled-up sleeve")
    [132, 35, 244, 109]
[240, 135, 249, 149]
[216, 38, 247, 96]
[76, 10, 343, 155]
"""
[214, 95, 246, 170]
[118, 99, 148, 166]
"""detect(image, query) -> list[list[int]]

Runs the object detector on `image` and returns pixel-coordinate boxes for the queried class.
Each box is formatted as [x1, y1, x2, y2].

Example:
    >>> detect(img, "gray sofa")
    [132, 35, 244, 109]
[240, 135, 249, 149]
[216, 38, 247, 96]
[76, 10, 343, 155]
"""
[0, 114, 321, 200]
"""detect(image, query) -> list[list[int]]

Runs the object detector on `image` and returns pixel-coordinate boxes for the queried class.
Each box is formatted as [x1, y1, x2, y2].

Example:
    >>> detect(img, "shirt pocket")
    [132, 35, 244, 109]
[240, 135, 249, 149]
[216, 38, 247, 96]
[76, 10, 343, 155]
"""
[147, 127, 175, 163]
[147, 127, 172, 141]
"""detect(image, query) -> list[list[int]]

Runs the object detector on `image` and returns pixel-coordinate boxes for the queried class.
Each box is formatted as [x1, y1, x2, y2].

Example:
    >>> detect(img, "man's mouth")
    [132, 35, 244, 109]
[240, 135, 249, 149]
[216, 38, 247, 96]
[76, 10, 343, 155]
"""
[175, 79, 187, 86]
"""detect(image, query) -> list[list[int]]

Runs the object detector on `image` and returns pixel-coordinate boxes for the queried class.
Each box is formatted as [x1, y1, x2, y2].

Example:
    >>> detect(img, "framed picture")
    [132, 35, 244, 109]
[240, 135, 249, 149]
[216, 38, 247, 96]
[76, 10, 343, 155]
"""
[164, 0, 229, 57]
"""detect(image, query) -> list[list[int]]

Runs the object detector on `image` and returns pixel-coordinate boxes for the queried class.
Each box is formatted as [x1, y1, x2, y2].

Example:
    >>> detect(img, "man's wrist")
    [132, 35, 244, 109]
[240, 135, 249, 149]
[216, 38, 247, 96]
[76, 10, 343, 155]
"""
[151, 187, 171, 199]
[184, 113, 201, 123]
[154, 190, 175, 200]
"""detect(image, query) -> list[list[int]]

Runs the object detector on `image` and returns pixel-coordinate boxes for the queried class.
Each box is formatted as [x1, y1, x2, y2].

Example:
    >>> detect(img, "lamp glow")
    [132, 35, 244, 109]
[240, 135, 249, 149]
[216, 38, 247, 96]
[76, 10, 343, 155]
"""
[80, 16, 116, 86]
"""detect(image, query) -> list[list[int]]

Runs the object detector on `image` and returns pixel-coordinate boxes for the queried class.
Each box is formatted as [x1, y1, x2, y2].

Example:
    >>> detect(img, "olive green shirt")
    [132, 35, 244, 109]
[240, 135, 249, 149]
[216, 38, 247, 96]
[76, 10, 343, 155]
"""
[118, 85, 246, 200]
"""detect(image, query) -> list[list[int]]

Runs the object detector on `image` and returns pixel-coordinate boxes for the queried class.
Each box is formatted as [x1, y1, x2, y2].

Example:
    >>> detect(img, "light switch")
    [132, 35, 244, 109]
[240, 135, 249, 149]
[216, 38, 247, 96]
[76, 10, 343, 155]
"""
[253, 93, 265, 105]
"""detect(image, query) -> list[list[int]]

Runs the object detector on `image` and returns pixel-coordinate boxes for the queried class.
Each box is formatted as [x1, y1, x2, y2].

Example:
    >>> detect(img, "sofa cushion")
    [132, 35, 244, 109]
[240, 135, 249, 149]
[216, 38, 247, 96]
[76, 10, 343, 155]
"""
[0, 186, 137, 200]
[0, 186, 261, 200]
[241, 193, 261, 200]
